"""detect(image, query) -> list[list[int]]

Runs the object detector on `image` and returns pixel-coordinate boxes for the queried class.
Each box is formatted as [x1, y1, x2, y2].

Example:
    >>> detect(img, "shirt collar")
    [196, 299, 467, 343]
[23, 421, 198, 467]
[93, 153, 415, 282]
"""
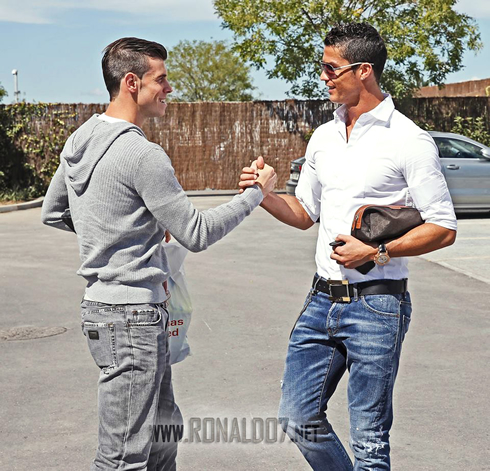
[333, 93, 395, 125]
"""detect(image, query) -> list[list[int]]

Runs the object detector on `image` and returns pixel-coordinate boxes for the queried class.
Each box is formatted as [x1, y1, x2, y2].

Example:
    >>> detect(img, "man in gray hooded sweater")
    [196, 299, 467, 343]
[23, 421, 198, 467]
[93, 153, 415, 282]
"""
[41, 37, 276, 471]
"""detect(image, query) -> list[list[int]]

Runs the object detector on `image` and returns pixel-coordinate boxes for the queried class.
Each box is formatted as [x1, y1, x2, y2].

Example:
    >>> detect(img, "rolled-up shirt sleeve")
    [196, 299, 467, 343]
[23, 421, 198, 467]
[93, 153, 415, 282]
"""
[401, 131, 457, 231]
[295, 138, 322, 222]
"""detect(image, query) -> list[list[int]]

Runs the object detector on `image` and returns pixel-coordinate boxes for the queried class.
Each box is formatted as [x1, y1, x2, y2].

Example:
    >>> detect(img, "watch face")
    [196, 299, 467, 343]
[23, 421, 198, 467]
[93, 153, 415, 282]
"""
[376, 254, 390, 265]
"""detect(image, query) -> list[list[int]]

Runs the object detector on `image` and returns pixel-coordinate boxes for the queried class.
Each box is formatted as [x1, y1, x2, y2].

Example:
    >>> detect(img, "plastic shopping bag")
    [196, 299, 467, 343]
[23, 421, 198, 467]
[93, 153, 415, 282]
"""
[165, 242, 192, 365]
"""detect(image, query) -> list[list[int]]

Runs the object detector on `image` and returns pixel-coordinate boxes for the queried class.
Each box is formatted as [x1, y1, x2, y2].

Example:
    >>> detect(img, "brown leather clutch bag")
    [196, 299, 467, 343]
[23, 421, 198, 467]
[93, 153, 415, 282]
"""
[351, 205, 424, 274]
[351, 205, 424, 243]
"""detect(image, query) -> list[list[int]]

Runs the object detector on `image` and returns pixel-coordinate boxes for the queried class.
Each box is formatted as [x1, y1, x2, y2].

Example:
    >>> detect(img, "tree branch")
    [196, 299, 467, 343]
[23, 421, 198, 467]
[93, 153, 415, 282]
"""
[300, 7, 322, 35]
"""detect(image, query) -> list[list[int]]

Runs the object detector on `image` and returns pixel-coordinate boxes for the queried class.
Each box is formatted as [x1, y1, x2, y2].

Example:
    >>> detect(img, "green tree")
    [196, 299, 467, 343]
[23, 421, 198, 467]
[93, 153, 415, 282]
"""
[0, 82, 7, 103]
[166, 39, 255, 101]
[213, 0, 482, 100]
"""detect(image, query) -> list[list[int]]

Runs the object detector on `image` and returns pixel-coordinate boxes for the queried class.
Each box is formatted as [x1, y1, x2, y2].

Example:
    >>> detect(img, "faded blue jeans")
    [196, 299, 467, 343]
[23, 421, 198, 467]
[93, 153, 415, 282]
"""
[279, 278, 412, 470]
[81, 300, 182, 471]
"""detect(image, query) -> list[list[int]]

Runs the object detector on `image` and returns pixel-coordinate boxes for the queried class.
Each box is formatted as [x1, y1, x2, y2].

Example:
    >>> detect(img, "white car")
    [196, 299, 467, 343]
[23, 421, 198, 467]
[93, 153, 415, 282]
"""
[286, 131, 490, 213]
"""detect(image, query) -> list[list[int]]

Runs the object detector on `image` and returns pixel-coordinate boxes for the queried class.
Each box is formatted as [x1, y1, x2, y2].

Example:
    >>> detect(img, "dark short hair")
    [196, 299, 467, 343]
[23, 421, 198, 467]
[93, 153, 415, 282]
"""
[324, 23, 387, 83]
[102, 37, 168, 100]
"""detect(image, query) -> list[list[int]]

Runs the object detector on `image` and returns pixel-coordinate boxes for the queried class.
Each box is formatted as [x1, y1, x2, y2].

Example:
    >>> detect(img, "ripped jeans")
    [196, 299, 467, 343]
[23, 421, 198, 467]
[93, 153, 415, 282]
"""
[278, 283, 412, 470]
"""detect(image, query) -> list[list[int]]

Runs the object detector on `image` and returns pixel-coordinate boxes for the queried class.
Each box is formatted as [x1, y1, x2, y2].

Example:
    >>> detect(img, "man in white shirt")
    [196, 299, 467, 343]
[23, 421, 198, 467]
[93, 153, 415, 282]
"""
[240, 23, 456, 470]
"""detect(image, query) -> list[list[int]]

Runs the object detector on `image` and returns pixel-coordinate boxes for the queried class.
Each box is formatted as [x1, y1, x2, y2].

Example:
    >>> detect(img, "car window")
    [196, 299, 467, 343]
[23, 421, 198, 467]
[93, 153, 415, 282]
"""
[434, 137, 484, 159]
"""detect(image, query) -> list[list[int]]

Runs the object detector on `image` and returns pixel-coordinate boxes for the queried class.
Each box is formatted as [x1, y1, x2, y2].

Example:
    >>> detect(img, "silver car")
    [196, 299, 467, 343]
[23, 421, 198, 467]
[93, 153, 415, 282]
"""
[286, 131, 490, 213]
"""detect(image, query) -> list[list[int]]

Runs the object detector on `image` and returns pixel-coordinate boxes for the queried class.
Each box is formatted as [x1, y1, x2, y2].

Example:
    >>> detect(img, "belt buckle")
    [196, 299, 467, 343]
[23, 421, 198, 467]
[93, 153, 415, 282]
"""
[327, 279, 351, 303]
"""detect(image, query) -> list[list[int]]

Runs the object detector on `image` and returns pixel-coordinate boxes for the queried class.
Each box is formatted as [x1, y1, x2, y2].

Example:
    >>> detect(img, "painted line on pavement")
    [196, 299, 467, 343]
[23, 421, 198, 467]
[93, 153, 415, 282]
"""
[458, 220, 490, 225]
[420, 258, 490, 285]
[427, 255, 490, 261]
[455, 237, 490, 240]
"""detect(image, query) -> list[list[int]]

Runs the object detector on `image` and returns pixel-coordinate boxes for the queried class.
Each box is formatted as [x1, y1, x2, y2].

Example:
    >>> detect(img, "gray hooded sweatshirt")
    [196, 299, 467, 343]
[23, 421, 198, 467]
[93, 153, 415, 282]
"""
[41, 115, 263, 304]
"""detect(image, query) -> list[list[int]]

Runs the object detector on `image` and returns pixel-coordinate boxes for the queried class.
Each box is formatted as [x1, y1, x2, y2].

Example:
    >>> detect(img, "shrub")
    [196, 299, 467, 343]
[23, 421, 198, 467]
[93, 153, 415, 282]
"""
[451, 116, 490, 146]
[0, 103, 76, 201]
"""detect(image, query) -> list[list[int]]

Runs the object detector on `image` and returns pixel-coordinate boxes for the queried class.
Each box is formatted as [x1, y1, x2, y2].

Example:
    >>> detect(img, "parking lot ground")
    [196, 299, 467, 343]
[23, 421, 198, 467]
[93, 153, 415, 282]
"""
[0, 197, 489, 471]
[420, 213, 490, 284]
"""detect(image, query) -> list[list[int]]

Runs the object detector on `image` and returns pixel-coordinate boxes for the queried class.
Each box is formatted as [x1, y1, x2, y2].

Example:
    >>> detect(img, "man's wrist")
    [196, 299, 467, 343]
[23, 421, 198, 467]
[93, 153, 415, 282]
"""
[259, 191, 277, 209]
[374, 243, 391, 265]
[366, 244, 378, 262]
[254, 181, 266, 196]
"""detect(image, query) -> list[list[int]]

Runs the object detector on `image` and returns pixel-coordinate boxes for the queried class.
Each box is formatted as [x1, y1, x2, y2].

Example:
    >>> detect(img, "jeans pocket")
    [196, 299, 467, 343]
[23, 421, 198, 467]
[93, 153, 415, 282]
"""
[361, 294, 401, 317]
[400, 294, 412, 340]
[127, 306, 162, 327]
[289, 290, 314, 338]
[82, 321, 118, 372]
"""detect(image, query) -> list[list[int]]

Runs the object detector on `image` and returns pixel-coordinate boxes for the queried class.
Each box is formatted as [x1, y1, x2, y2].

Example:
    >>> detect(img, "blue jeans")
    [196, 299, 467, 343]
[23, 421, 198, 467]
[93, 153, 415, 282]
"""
[81, 300, 182, 471]
[278, 279, 412, 470]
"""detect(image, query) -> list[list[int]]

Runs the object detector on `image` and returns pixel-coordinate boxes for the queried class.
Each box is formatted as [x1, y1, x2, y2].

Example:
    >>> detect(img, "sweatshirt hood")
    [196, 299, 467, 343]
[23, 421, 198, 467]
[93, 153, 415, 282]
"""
[62, 115, 146, 196]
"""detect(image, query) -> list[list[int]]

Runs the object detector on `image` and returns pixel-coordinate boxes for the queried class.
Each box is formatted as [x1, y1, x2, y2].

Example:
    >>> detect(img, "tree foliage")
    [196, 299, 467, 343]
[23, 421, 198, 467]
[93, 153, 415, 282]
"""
[451, 116, 490, 147]
[0, 103, 76, 201]
[166, 39, 256, 102]
[0, 82, 7, 103]
[213, 0, 482, 100]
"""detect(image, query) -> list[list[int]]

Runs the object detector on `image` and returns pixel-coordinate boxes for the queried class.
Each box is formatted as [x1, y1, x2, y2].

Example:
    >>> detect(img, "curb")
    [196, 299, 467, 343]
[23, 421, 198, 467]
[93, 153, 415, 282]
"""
[0, 190, 287, 214]
[0, 197, 44, 214]
[186, 190, 240, 197]
[185, 189, 286, 197]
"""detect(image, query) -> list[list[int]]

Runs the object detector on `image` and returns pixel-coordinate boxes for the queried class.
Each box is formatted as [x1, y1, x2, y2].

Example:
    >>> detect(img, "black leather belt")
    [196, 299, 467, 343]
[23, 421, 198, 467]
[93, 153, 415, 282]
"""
[312, 274, 408, 303]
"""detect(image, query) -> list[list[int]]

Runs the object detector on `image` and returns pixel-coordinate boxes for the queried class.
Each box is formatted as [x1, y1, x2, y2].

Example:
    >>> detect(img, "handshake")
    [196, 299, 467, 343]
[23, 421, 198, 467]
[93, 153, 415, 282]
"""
[238, 156, 277, 197]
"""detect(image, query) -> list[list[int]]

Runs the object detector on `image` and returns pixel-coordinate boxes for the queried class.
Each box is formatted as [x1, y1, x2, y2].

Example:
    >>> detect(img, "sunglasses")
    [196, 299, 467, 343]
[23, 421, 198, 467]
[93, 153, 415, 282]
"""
[319, 61, 374, 77]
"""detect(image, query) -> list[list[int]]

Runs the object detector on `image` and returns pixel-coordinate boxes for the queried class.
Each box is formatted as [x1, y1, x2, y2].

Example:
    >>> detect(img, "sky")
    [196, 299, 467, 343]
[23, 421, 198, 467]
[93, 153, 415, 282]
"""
[0, 0, 489, 104]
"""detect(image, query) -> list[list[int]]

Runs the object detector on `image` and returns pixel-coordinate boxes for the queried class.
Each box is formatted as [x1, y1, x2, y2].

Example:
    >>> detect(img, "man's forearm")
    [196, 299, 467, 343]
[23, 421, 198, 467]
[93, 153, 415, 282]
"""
[331, 223, 456, 269]
[386, 223, 456, 258]
[40, 163, 72, 231]
[260, 193, 314, 230]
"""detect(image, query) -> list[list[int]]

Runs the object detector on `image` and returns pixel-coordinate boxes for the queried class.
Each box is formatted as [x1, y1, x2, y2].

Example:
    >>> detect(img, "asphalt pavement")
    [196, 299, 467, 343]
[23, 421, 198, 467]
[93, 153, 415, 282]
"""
[0, 196, 489, 471]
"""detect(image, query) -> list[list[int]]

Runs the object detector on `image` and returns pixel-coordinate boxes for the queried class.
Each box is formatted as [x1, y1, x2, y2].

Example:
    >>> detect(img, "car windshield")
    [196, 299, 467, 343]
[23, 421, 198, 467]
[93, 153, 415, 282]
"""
[434, 137, 484, 159]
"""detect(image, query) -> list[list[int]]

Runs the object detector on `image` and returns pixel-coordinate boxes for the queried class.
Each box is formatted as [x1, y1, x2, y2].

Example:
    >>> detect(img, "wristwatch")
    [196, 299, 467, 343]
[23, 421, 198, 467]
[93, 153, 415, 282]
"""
[374, 243, 390, 266]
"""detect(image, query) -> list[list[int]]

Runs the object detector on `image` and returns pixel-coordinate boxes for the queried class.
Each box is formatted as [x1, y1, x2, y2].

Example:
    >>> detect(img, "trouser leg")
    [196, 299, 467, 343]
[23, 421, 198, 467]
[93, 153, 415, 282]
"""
[344, 294, 412, 470]
[148, 334, 183, 471]
[278, 291, 354, 471]
[279, 288, 412, 471]
[82, 303, 171, 471]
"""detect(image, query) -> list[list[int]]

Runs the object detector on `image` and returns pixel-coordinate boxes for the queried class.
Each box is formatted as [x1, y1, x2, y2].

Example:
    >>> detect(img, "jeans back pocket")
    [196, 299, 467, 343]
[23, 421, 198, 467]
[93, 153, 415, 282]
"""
[82, 321, 118, 372]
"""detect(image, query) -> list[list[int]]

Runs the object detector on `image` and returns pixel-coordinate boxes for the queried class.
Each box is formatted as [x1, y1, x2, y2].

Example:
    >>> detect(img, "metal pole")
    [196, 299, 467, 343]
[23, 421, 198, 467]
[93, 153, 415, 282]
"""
[11, 69, 19, 103]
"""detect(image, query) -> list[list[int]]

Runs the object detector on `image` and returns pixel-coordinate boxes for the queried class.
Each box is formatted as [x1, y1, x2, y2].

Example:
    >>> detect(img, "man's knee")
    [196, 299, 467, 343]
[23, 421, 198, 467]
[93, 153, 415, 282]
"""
[349, 424, 390, 468]
[278, 412, 331, 445]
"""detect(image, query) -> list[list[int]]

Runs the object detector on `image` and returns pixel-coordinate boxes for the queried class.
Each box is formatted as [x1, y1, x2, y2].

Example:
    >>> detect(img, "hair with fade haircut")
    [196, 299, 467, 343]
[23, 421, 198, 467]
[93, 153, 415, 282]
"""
[102, 37, 168, 100]
[324, 23, 387, 83]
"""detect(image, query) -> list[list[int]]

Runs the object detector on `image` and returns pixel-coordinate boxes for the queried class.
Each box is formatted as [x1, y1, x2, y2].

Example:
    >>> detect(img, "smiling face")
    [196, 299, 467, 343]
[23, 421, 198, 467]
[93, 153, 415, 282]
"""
[137, 57, 173, 119]
[321, 46, 364, 106]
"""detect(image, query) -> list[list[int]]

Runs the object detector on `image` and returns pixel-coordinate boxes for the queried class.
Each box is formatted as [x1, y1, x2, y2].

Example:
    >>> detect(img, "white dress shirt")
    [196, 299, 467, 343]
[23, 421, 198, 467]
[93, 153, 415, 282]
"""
[296, 95, 457, 282]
